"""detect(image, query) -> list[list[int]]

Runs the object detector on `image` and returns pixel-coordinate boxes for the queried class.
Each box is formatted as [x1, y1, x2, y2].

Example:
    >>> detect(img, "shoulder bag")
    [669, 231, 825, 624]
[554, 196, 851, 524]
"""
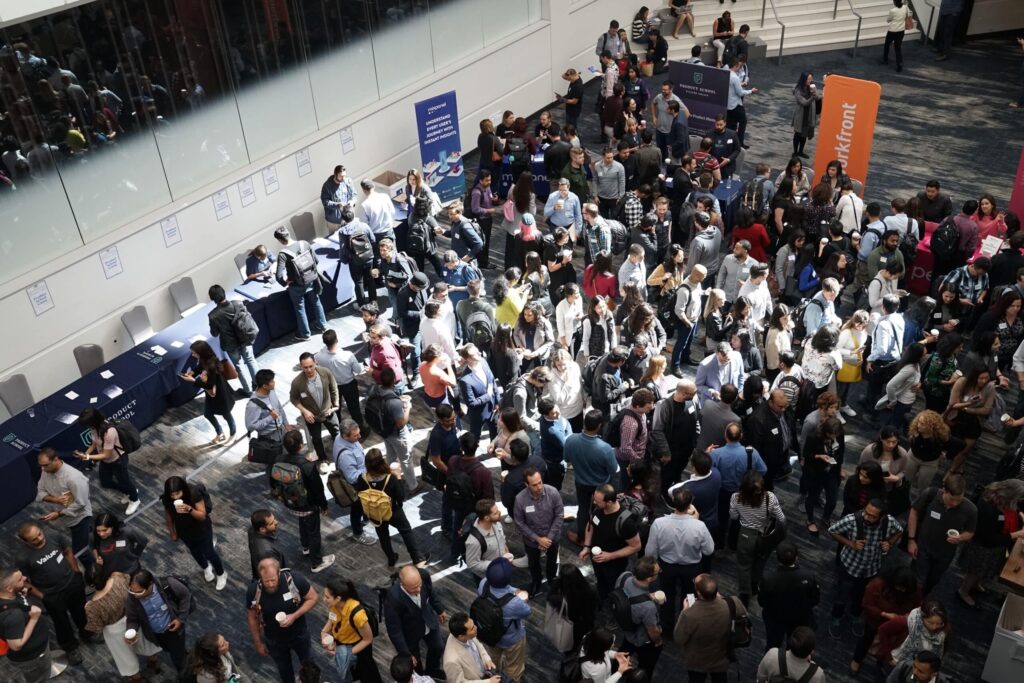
[543, 598, 575, 653]
[755, 493, 787, 556]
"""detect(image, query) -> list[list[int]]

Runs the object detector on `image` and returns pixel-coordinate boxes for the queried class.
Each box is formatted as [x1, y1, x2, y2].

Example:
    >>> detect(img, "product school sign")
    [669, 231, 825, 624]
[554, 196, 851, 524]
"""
[414, 91, 465, 203]
[668, 61, 730, 136]
[813, 75, 881, 196]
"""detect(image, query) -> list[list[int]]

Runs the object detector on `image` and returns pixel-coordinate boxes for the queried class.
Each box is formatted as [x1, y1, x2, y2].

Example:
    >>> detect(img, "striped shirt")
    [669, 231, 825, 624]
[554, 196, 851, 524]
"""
[729, 491, 785, 530]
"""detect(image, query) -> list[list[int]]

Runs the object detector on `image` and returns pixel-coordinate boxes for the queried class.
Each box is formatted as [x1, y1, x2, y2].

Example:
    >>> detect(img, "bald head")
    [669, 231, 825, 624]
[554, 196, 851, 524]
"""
[675, 380, 697, 400]
[768, 389, 789, 414]
[399, 566, 423, 595]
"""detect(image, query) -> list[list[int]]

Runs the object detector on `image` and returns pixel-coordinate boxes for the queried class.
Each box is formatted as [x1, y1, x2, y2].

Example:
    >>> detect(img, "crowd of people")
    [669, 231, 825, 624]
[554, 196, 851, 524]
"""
[4, 7, 1024, 683]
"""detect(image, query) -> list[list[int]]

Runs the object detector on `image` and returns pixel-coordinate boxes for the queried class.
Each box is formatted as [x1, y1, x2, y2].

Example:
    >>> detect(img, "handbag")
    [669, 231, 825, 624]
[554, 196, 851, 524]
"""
[755, 494, 787, 556]
[639, 61, 654, 77]
[247, 435, 282, 464]
[503, 199, 515, 223]
[219, 358, 239, 381]
[543, 599, 575, 652]
[837, 333, 863, 383]
[905, 10, 915, 31]
[326, 472, 358, 507]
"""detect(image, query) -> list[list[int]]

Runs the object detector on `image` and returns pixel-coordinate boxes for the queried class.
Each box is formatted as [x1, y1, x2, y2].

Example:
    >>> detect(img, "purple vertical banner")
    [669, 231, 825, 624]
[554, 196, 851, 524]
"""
[668, 60, 730, 135]
[413, 90, 464, 203]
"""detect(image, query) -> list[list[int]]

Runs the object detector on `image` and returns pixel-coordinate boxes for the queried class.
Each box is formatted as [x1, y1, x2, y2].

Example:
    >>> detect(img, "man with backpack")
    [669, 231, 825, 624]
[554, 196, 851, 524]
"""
[462, 498, 512, 578]
[578, 483, 643, 598]
[320, 164, 357, 231]
[590, 346, 634, 421]
[563, 410, 618, 546]
[365, 367, 417, 493]
[670, 265, 707, 374]
[207, 284, 260, 397]
[446, 432, 495, 545]
[473, 558, 531, 682]
[397, 272, 430, 375]
[611, 389, 655, 490]
[332, 420, 378, 547]
[501, 366, 552, 431]
[273, 226, 327, 342]
[755, 626, 825, 683]
[246, 557, 319, 683]
[273, 431, 335, 574]
[864, 295, 905, 416]
[614, 556, 664, 675]
[674, 573, 748, 683]
[74, 408, 141, 516]
[337, 207, 378, 307]
[126, 569, 195, 673]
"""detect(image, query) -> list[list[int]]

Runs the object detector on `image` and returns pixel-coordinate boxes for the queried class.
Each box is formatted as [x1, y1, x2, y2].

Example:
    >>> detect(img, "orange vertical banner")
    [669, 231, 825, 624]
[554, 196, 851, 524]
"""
[813, 75, 881, 196]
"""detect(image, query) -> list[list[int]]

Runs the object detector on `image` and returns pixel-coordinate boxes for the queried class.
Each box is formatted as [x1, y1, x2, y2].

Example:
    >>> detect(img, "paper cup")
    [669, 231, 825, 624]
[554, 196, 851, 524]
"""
[322, 635, 333, 647]
[275, 611, 287, 623]
[591, 546, 603, 557]
[389, 463, 402, 476]
[124, 629, 137, 640]
[930, 329, 940, 337]
[947, 529, 960, 538]
[652, 590, 666, 604]
[173, 499, 185, 509]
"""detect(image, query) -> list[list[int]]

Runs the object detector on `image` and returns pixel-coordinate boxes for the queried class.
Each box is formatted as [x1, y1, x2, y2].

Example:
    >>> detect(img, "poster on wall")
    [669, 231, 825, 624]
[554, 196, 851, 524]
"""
[99, 246, 123, 279]
[813, 75, 881, 196]
[296, 148, 312, 177]
[413, 90, 464, 203]
[160, 216, 181, 248]
[26, 280, 54, 316]
[262, 165, 280, 194]
[238, 177, 257, 207]
[213, 190, 232, 220]
[667, 61, 730, 135]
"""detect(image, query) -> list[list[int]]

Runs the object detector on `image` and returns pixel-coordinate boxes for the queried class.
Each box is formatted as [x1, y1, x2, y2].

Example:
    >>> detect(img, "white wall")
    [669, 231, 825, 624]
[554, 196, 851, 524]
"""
[967, 0, 1024, 34]
[0, 0, 626, 407]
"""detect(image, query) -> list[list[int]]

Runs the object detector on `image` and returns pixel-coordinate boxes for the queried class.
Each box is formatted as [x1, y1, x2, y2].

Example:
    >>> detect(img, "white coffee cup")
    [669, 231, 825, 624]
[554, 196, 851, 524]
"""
[275, 611, 287, 624]
[947, 529, 960, 538]
[322, 635, 333, 647]
[173, 499, 185, 510]
[930, 329, 940, 337]
[124, 628, 137, 641]
[652, 590, 666, 604]
[591, 546, 603, 557]
[1002, 413, 1013, 424]
[389, 463, 402, 476]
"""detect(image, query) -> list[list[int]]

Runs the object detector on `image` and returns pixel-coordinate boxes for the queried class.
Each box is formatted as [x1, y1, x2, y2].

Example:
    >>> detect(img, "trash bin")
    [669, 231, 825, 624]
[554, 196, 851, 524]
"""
[983, 592, 1024, 682]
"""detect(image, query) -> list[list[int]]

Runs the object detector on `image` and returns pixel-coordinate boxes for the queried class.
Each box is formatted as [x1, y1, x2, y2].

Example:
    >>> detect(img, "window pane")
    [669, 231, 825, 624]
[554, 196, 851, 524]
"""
[481, 0, 529, 45]
[0, 181, 83, 284]
[367, 2, 434, 96]
[301, 0, 379, 129]
[429, 0, 483, 71]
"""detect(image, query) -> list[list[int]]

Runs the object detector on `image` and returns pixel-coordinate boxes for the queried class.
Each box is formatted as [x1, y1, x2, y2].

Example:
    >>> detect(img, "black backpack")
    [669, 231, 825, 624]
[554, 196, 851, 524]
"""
[470, 584, 515, 646]
[348, 228, 375, 266]
[722, 35, 741, 67]
[406, 218, 433, 256]
[606, 219, 629, 255]
[610, 573, 651, 631]
[791, 297, 824, 343]
[452, 512, 485, 566]
[741, 177, 769, 220]
[364, 392, 395, 438]
[465, 310, 495, 348]
[230, 302, 260, 346]
[162, 575, 198, 615]
[445, 461, 482, 510]
[726, 595, 752, 661]
[283, 242, 320, 285]
[106, 420, 142, 455]
[930, 216, 960, 262]
[581, 355, 602, 398]
[507, 137, 528, 162]
[656, 284, 682, 336]
[768, 648, 819, 683]
[603, 409, 635, 448]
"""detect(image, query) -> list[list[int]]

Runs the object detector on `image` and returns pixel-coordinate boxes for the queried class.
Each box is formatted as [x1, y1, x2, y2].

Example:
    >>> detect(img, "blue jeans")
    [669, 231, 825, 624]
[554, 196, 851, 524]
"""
[881, 401, 912, 431]
[671, 321, 696, 368]
[204, 399, 236, 436]
[334, 644, 357, 683]
[225, 345, 258, 393]
[287, 284, 327, 339]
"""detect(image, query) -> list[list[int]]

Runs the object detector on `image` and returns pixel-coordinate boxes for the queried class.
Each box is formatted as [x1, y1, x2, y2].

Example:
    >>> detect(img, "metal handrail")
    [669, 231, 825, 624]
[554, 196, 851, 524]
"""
[832, 0, 864, 56]
[760, 0, 786, 65]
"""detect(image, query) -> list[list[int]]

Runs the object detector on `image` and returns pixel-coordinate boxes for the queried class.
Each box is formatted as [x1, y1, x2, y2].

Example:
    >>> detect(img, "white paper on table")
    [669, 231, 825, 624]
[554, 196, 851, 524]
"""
[237, 176, 256, 207]
[26, 280, 55, 316]
[104, 385, 123, 399]
[170, 340, 185, 348]
[151, 345, 167, 356]
[89, 397, 98, 404]
[56, 412, 78, 425]
[188, 334, 207, 343]
[262, 165, 279, 194]
[65, 391, 79, 400]
[99, 370, 114, 379]
[212, 190, 232, 221]
[979, 235, 1004, 258]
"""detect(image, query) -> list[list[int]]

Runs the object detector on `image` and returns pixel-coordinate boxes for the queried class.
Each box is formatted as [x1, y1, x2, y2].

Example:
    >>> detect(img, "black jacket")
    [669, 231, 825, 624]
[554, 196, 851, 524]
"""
[650, 396, 701, 461]
[396, 285, 428, 338]
[247, 528, 288, 579]
[544, 140, 572, 180]
[383, 568, 444, 656]
[743, 402, 797, 474]
[758, 565, 819, 629]
[126, 577, 192, 643]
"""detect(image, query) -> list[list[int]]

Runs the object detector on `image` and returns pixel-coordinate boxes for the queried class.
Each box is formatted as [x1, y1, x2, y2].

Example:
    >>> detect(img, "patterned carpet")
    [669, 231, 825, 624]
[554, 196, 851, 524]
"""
[2, 35, 1023, 683]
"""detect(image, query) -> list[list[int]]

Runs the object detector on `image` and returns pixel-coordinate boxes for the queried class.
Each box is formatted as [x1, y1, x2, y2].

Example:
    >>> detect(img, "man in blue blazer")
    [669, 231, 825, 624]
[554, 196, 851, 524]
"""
[384, 566, 448, 678]
[456, 344, 498, 441]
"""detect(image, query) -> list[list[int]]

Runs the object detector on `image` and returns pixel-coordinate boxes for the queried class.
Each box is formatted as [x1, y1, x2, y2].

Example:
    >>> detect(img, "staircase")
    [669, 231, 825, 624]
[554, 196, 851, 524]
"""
[661, 0, 920, 61]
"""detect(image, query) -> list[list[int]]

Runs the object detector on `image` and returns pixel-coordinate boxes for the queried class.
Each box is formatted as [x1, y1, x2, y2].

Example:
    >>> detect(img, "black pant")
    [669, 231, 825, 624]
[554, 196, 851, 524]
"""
[687, 671, 727, 683]
[593, 557, 628, 600]
[374, 507, 423, 566]
[765, 617, 806, 651]
[804, 472, 838, 525]
[413, 251, 444, 279]
[69, 516, 95, 568]
[832, 564, 869, 619]
[182, 533, 225, 575]
[597, 196, 617, 219]
[936, 13, 959, 56]
[525, 542, 560, 589]
[408, 627, 445, 677]
[307, 416, 339, 463]
[883, 30, 905, 66]
[566, 106, 581, 129]
[350, 498, 367, 536]
[266, 634, 312, 683]
[543, 460, 566, 492]
[658, 561, 702, 629]
[726, 105, 747, 146]
[575, 482, 597, 539]
[504, 233, 517, 270]
[348, 262, 377, 306]
[792, 133, 807, 156]
[338, 380, 365, 430]
[99, 457, 138, 501]
[622, 640, 663, 678]
[477, 215, 494, 268]
[297, 511, 323, 564]
[852, 621, 879, 663]
[152, 627, 188, 672]
[715, 489, 735, 547]
[42, 573, 88, 651]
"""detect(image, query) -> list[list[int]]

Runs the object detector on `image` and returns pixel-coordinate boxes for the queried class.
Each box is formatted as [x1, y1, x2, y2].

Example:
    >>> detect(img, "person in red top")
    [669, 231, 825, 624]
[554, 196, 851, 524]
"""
[583, 251, 619, 300]
[368, 322, 404, 386]
[692, 137, 722, 186]
[731, 206, 770, 263]
[447, 432, 495, 503]
[850, 567, 922, 673]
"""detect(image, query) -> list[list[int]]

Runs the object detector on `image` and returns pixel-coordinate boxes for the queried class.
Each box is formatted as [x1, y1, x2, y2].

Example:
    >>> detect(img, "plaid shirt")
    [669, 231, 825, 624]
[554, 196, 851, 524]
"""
[623, 192, 644, 231]
[829, 513, 904, 578]
[942, 265, 989, 305]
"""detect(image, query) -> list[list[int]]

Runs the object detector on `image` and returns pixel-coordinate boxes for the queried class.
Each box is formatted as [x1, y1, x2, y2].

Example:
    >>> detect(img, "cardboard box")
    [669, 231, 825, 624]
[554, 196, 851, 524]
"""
[373, 171, 406, 201]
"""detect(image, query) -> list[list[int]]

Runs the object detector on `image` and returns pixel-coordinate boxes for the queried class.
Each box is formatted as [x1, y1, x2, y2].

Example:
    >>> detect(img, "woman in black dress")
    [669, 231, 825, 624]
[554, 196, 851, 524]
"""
[161, 475, 228, 590]
[181, 340, 235, 444]
[91, 512, 148, 587]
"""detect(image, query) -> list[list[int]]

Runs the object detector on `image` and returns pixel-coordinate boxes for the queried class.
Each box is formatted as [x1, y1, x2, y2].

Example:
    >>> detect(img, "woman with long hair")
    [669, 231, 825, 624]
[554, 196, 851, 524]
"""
[583, 251, 619, 300]
[555, 283, 584, 356]
[548, 564, 599, 656]
[734, 374, 766, 417]
[793, 243, 822, 298]
[161, 475, 228, 589]
[489, 323, 521, 389]
[615, 282, 647, 330]
[841, 460, 886, 517]
[513, 214, 542, 271]
[973, 193, 1008, 249]
[775, 228, 806, 303]
[579, 627, 634, 683]
[880, 343, 925, 430]
[723, 296, 755, 343]
[905, 410, 960, 493]
[836, 311, 869, 414]
[803, 182, 837, 242]
[244, 243, 275, 280]
[976, 289, 1024, 370]
[902, 296, 937, 347]
[890, 600, 950, 668]
[802, 417, 845, 535]
[770, 179, 799, 245]
[180, 340, 236, 444]
[851, 567, 921, 673]
[513, 301, 556, 371]
[320, 578, 382, 683]
[960, 331, 1010, 390]
[764, 304, 792, 384]
[730, 470, 786, 605]
[933, 281, 966, 334]
[546, 348, 586, 432]
[946, 365, 995, 473]
[639, 355, 673, 404]
[477, 118, 502, 175]
[580, 296, 618, 362]
[818, 251, 849, 288]
[820, 159, 849, 202]
[647, 244, 687, 298]
[502, 172, 537, 270]
[731, 329, 763, 377]
[703, 288, 728, 350]
[355, 449, 428, 569]
[186, 632, 242, 683]
[488, 407, 530, 463]
[958, 479, 1024, 605]
[921, 332, 962, 412]
[791, 73, 821, 160]
[623, 303, 667, 355]
[731, 206, 770, 263]
[492, 275, 528, 327]
[84, 569, 160, 682]
[92, 512, 148, 587]
[802, 324, 843, 400]
[859, 425, 908, 492]
[418, 343, 457, 411]
[669, 0, 696, 39]
[521, 250, 553, 315]
[621, 64, 651, 111]
[74, 407, 141, 515]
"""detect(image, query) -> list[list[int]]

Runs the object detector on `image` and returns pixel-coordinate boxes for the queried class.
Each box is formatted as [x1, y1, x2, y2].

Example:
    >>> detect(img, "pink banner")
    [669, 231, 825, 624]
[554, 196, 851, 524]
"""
[1011, 146, 1024, 218]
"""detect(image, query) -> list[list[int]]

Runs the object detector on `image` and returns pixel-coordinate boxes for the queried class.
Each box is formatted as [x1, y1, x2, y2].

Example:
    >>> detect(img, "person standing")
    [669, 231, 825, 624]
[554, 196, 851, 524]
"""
[274, 431, 336, 574]
[320, 577, 383, 683]
[14, 523, 90, 665]
[291, 352, 341, 474]
[384, 566, 448, 680]
[674, 573, 746, 683]
[726, 59, 757, 148]
[883, 1, 911, 72]
[561, 68, 585, 128]
[756, 627, 826, 683]
[247, 509, 288, 579]
[758, 543, 821, 650]
[274, 226, 328, 341]
[181, 340, 237, 444]
[360, 179, 396, 242]
[207, 284, 260, 396]
[671, 266, 707, 373]
[0, 567, 54, 681]
[35, 448, 94, 579]
[730, 471, 786, 606]
[579, 484, 643, 598]
[564, 410, 620, 546]
[463, 499, 513, 579]
[443, 612, 499, 683]
[616, 557, 664, 675]
[476, 558, 531, 682]
[513, 469, 564, 596]
[646, 488, 714, 629]
[333, 420, 379, 547]
[791, 72, 821, 159]
[650, 81, 685, 159]
[160, 476, 228, 591]
[907, 474, 977, 595]
[934, 0, 963, 61]
[74, 408, 141, 516]
[321, 165, 357, 232]
[246, 558, 319, 683]
[366, 367, 418, 492]
[245, 369, 292, 464]
[315, 329, 366, 432]
[356, 450, 430, 570]
[125, 569, 193, 673]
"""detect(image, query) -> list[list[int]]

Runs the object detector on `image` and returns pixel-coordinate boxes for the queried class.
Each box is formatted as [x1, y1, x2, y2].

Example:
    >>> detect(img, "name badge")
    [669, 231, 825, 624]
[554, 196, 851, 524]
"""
[592, 515, 601, 526]
[788, 255, 796, 262]
[879, 256, 887, 263]
[329, 612, 338, 621]
[929, 510, 942, 520]
[160, 604, 168, 611]
[741, 267, 750, 274]
[746, 407, 753, 415]
[115, 540, 127, 548]
[727, 139, 733, 144]
[999, 322, 1009, 330]
[933, 312, 943, 319]
[56, 554, 63, 564]
[525, 505, 536, 513]
[301, 392, 308, 398]
[282, 592, 293, 601]
[771, 428, 779, 435]
[998, 514, 1006, 522]
[687, 405, 695, 414]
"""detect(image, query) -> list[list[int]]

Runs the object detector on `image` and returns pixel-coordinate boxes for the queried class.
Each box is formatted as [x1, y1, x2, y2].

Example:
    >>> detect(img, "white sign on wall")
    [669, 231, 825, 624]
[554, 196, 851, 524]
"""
[238, 177, 257, 207]
[296, 148, 312, 177]
[26, 280, 54, 316]
[160, 216, 181, 248]
[262, 165, 280, 194]
[213, 190, 232, 221]
[99, 246, 123, 279]
[340, 127, 355, 154]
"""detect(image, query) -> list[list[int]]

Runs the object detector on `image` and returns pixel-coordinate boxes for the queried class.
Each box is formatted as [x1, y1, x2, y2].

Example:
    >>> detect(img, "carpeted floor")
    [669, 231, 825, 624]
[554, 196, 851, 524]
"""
[2, 35, 1022, 683]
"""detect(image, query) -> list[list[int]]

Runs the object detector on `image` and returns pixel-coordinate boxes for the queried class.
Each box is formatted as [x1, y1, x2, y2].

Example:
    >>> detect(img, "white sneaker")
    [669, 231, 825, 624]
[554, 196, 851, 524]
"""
[215, 572, 228, 591]
[317, 461, 330, 475]
[352, 533, 377, 545]
[837, 414, 847, 425]
[840, 405, 857, 417]
[204, 564, 216, 583]
[125, 499, 140, 516]
[503, 515, 513, 524]
[312, 554, 336, 573]
[512, 556, 530, 568]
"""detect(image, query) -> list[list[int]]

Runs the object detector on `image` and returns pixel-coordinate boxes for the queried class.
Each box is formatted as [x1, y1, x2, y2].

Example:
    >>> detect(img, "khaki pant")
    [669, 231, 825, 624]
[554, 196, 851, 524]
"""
[483, 637, 526, 682]
[902, 452, 940, 494]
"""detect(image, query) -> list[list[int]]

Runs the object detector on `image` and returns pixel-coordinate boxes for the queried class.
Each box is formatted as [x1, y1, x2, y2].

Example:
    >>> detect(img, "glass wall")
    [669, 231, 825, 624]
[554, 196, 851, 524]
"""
[0, 0, 542, 285]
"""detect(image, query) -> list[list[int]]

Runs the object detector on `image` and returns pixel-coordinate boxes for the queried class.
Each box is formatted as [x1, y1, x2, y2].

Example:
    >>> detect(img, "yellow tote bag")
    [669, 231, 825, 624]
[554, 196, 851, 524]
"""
[837, 333, 862, 383]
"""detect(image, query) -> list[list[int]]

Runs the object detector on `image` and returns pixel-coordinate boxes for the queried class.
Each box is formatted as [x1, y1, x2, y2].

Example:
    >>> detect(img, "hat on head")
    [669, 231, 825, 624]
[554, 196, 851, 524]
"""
[562, 68, 578, 79]
[410, 272, 430, 289]
[521, 213, 536, 226]
[485, 557, 513, 588]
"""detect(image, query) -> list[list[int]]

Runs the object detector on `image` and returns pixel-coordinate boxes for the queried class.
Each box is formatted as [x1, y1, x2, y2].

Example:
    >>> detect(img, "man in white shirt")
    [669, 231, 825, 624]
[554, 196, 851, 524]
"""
[420, 301, 457, 362]
[360, 178, 396, 240]
[836, 180, 865, 235]
[314, 329, 366, 431]
[737, 264, 772, 330]
[618, 244, 647, 297]
[716, 240, 760, 311]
